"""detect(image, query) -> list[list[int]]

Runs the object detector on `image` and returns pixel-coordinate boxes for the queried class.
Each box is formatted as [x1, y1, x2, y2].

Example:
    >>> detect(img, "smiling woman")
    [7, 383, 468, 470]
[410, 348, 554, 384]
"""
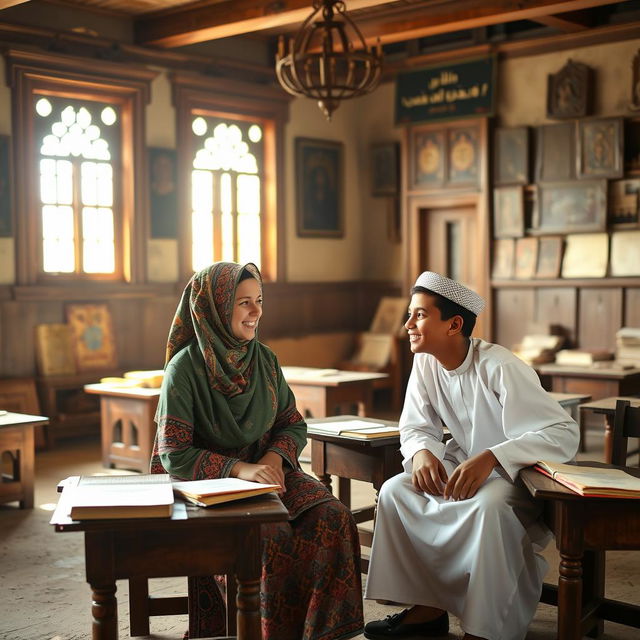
[149, 261, 364, 640]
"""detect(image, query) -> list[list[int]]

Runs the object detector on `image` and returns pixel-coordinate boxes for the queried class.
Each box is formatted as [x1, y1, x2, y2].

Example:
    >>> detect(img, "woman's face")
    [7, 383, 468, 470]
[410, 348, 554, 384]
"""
[230, 276, 263, 341]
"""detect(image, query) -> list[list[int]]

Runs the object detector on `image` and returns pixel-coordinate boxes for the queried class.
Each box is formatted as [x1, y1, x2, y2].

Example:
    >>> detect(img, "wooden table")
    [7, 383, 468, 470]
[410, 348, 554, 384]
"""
[579, 396, 640, 462]
[306, 415, 402, 569]
[84, 384, 160, 472]
[0, 411, 48, 508]
[282, 367, 388, 418]
[520, 463, 640, 640]
[538, 364, 640, 401]
[50, 490, 288, 640]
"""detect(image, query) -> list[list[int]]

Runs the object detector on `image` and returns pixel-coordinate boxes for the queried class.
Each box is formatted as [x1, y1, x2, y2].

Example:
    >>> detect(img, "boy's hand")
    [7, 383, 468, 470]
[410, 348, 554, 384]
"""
[411, 449, 448, 495]
[444, 450, 498, 501]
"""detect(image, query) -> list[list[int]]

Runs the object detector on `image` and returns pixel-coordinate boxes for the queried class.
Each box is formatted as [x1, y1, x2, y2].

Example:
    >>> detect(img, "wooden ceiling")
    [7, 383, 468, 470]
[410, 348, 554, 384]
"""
[2, 0, 639, 51]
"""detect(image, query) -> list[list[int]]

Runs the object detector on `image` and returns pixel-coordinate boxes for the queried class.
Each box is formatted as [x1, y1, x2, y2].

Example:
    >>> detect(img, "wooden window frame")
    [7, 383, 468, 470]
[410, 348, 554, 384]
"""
[171, 72, 289, 283]
[5, 49, 157, 285]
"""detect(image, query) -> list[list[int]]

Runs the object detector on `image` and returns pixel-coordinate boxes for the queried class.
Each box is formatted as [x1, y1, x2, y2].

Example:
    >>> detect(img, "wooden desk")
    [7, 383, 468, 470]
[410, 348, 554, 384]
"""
[50, 491, 288, 640]
[0, 411, 48, 508]
[306, 415, 402, 569]
[538, 364, 640, 400]
[84, 384, 161, 472]
[521, 463, 640, 640]
[579, 396, 640, 462]
[282, 367, 388, 418]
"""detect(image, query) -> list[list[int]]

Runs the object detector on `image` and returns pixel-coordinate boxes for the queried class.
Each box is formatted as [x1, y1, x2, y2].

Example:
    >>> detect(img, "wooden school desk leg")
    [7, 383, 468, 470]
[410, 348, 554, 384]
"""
[310, 439, 332, 492]
[85, 531, 118, 640]
[90, 584, 118, 640]
[603, 415, 614, 463]
[235, 525, 262, 640]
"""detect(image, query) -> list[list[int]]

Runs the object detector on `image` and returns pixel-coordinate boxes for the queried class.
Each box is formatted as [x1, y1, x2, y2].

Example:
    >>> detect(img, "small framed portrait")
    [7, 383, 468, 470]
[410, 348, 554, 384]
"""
[447, 126, 480, 187]
[535, 123, 575, 182]
[609, 179, 640, 227]
[369, 297, 408, 335]
[494, 127, 529, 186]
[492, 238, 515, 280]
[534, 180, 607, 235]
[514, 237, 539, 280]
[66, 303, 118, 371]
[296, 137, 343, 238]
[149, 147, 178, 239]
[535, 236, 563, 279]
[547, 59, 593, 119]
[561, 233, 608, 279]
[411, 128, 445, 189]
[371, 142, 399, 197]
[493, 186, 524, 238]
[576, 117, 623, 180]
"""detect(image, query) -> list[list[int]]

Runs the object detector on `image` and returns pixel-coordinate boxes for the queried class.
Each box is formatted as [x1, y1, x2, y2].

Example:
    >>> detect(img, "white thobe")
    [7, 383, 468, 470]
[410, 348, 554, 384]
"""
[365, 338, 580, 640]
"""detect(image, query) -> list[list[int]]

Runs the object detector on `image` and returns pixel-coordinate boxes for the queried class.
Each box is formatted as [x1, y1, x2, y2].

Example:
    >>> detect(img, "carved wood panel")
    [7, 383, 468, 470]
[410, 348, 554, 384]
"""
[493, 288, 535, 349]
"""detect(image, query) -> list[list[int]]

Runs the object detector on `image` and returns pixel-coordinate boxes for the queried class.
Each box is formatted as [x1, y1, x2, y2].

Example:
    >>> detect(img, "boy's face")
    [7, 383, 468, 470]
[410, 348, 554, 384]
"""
[404, 292, 452, 356]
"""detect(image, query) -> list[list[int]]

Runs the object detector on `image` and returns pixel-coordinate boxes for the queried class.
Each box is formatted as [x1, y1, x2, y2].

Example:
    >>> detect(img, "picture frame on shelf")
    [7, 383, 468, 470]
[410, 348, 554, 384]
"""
[514, 237, 538, 280]
[546, 59, 594, 120]
[295, 137, 343, 238]
[369, 297, 407, 335]
[610, 230, 640, 277]
[609, 178, 640, 227]
[534, 180, 607, 235]
[576, 117, 623, 180]
[66, 303, 118, 371]
[447, 126, 480, 187]
[494, 127, 529, 185]
[561, 233, 609, 279]
[371, 142, 399, 197]
[492, 238, 515, 280]
[411, 128, 445, 188]
[535, 123, 575, 182]
[535, 236, 563, 279]
[493, 186, 524, 238]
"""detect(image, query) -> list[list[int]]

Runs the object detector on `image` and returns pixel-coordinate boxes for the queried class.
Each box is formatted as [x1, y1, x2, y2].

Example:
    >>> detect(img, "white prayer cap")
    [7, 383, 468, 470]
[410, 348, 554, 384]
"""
[413, 271, 485, 316]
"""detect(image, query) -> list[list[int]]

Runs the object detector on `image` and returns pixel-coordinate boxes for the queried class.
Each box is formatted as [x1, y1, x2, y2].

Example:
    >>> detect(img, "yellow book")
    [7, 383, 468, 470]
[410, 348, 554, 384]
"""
[172, 478, 280, 507]
[534, 461, 640, 499]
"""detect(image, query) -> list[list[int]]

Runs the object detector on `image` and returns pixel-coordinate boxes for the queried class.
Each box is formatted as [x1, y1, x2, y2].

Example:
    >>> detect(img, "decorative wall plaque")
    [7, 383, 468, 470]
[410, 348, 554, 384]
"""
[547, 59, 594, 119]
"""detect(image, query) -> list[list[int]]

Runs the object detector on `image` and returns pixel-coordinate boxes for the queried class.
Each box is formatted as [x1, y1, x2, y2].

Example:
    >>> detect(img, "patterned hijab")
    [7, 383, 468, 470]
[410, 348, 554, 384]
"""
[165, 261, 263, 398]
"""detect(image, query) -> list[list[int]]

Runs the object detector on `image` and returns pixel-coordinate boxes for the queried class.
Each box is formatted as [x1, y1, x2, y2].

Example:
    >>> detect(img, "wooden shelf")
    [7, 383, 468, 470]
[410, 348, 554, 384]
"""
[492, 277, 640, 288]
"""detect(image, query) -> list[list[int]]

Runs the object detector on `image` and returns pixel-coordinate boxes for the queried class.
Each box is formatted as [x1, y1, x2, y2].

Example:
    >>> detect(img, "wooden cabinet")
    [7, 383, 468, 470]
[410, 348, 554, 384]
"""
[579, 288, 622, 351]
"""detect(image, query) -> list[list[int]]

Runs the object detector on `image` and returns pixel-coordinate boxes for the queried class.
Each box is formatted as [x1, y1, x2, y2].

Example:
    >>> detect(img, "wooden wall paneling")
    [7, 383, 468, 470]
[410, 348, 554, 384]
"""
[578, 288, 623, 351]
[625, 288, 640, 327]
[493, 288, 535, 350]
[535, 287, 577, 346]
[1, 302, 38, 377]
[141, 297, 176, 368]
[109, 299, 146, 371]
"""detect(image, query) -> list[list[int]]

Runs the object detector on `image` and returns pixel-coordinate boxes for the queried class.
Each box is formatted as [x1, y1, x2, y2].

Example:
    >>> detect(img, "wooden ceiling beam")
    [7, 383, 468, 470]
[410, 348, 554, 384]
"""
[530, 10, 594, 32]
[134, 0, 392, 48]
[0, 0, 30, 8]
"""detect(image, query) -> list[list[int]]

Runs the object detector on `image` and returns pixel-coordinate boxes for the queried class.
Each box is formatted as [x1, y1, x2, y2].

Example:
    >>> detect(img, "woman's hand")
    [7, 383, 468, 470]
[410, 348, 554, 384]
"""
[411, 449, 448, 495]
[231, 451, 286, 493]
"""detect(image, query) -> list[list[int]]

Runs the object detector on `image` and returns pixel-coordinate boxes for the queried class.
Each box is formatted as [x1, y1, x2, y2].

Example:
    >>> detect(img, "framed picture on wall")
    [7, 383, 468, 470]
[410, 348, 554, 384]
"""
[411, 128, 445, 188]
[534, 180, 607, 234]
[610, 230, 640, 277]
[546, 59, 594, 119]
[514, 237, 538, 280]
[295, 137, 343, 237]
[609, 178, 640, 227]
[561, 233, 609, 279]
[66, 303, 118, 371]
[494, 127, 529, 185]
[576, 117, 623, 180]
[535, 122, 575, 182]
[447, 126, 480, 187]
[493, 186, 524, 238]
[535, 236, 563, 279]
[492, 238, 515, 280]
[371, 142, 399, 196]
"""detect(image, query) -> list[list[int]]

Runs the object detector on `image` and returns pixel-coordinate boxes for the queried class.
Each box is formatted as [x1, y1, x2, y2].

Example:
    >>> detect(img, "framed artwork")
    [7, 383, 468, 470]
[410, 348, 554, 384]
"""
[35, 324, 76, 377]
[547, 59, 593, 119]
[492, 238, 515, 280]
[609, 179, 640, 227]
[610, 230, 640, 277]
[514, 237, 539, 280]
[494, 127, 529, 185]
[535, 236, 563, 279]
[576, 117, 623, 180]
[535, 123, 575, 182]
[371, 142, 399, 196]
[534, 180, 607, 235]
[66, 303, 118, 371]
[149, 147, 178, 239]
[0, 135, 11, 237]
[352, 333, 394, 369]
[411, 128, 445, 188]
[493, 186, 524, 238]
[296, 137, 343, 237]
[561, 233, 609, 279]
[448, 126, 480, 186]
[370, 297, 407, 335]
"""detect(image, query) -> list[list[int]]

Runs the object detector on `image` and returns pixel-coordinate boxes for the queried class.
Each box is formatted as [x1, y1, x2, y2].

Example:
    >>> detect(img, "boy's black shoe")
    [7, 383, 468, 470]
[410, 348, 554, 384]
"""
[363, 609, 449, 638]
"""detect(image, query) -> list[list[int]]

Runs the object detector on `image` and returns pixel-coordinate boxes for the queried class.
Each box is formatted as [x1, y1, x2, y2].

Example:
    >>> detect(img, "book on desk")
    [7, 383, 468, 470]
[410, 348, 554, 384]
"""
[534, 461, 640, 499]
[307, 419, 399, 439]
[172, 478, 280, 507]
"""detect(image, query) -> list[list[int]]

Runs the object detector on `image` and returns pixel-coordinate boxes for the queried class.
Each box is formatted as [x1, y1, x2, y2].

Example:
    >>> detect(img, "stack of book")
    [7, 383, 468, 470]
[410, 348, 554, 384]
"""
[616, 327, 640, 367]
[554, 349, 614, 367]
[512, 334, 563, 366]
[307, 419, 399, 439]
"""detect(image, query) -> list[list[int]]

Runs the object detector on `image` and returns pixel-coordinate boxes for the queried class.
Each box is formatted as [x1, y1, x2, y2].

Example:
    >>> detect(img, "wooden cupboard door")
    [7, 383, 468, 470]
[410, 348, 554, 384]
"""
[536, 288, 577, 346]
[625, 288, 640, 328]
[579, 288, 622, 352]
[494, 288, 535, 349]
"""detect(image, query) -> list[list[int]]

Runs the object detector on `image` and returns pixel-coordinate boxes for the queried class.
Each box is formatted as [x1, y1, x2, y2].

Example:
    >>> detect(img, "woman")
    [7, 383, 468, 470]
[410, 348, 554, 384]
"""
[150, 261, 363, 640]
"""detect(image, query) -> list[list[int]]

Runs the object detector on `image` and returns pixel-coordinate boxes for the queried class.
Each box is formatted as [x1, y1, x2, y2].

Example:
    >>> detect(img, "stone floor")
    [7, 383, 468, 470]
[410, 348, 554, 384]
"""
[0, 410, 638, 640]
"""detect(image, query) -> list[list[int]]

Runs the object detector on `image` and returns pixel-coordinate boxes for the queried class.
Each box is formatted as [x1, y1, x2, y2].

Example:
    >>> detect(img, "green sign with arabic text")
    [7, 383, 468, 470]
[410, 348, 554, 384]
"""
[395, 56, 496, 124]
